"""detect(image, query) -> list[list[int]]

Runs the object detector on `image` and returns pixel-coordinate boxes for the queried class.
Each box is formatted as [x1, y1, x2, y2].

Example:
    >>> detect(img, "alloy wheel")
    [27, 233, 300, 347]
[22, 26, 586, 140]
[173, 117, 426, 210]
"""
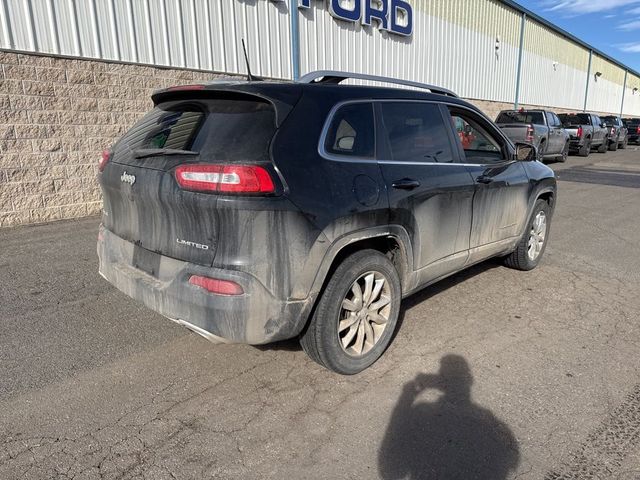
[527, 211, 547, 261]
[338, 271, 392, 357]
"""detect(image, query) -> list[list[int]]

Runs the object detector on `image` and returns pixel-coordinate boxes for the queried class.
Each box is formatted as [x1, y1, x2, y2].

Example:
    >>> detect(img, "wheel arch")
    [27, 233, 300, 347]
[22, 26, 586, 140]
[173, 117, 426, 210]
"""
[293, 227, 415, 336]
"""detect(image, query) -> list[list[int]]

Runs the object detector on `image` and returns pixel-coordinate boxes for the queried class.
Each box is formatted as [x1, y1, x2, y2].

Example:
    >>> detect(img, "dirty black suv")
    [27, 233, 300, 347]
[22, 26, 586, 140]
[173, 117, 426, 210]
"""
[97, 71, 557, 374]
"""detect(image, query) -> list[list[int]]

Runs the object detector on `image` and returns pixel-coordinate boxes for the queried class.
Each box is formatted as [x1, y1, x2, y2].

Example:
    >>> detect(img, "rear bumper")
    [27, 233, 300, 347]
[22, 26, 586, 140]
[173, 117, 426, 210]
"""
[628, 135, 639, 144]
[568, 139, 584, 150]
[97, 225, 310, 344]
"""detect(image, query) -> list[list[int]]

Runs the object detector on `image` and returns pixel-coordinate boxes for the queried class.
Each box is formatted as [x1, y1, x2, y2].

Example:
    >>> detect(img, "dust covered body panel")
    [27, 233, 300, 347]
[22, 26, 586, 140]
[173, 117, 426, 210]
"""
[97, 78, 557, 346]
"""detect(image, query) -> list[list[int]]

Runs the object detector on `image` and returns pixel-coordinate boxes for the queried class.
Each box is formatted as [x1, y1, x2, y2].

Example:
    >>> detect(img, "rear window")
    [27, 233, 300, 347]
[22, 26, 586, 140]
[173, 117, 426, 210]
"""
[559, 113, 590, 126]
[601, 116, 618, 125]
[496, 111, 544, 125]
[115, 97, 276, 161]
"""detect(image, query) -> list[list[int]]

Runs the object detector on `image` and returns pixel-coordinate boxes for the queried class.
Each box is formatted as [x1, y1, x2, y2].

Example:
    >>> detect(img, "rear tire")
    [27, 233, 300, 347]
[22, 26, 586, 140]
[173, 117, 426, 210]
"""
[609, 139, 618, 151]
[578, 138, 591, 157]
[504, 199, 551, 271]
[300, 249, 401, 375]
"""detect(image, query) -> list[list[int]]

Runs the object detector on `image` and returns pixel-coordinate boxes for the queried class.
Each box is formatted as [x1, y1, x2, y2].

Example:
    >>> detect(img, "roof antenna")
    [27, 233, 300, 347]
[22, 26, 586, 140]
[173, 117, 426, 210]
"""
[241, 39, 263, 82]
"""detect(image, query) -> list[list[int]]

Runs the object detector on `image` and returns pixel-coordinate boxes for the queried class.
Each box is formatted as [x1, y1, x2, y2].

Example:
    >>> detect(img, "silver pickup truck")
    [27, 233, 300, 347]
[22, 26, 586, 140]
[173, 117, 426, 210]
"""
[496, 109, 570, 162]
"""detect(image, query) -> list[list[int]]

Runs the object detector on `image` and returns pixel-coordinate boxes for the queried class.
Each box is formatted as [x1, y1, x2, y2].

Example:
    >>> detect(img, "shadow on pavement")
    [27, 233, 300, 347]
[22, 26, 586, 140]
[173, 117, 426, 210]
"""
[378, 355, 520, 480]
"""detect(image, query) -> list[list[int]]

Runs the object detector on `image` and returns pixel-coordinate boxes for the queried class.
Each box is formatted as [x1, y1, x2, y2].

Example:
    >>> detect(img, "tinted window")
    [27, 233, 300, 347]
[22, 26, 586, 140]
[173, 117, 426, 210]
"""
[602, 116, 619, 126]
[559, 113, 591, 126]
[324, 103, 375, 158]
[116, 98, 276, 161]
[545, 112, 556, 126]
[448, 109, 504, 164]
[496, 111, 544, 125]
[379, 102, 453, 163]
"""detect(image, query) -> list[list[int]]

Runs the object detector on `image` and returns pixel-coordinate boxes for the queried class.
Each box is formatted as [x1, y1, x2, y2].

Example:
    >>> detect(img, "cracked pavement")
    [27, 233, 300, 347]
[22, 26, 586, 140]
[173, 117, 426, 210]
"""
[1, 148, 640, 479]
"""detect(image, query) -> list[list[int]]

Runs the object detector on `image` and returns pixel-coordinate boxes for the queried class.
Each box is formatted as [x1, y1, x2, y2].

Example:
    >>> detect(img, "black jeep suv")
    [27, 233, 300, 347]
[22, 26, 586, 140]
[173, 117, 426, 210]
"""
[97, 71, 556, 374]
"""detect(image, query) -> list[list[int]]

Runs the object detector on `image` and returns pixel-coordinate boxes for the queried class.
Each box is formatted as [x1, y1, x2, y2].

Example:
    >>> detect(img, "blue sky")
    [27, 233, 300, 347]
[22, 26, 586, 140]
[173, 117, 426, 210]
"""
[514, 0, 640, 73]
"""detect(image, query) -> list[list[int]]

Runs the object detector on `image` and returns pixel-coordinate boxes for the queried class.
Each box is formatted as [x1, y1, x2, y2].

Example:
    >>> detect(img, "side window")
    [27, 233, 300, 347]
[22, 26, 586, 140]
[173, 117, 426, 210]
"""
[545, 111, 556, 127]
[324, 103, 375, 158]
[447, 109, 504, 164]
[552, 113, 562, 127]
[379, 102, 454, 163]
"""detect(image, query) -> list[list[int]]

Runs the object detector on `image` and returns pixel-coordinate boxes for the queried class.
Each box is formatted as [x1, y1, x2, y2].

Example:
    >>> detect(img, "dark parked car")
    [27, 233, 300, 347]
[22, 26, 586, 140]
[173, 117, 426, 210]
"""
[97, 71, 557, 374]
[495, 109, 569, 162]
[558, 112, 609, 157]
[601, 115, 629, 150]
[624, 118, 640, 144]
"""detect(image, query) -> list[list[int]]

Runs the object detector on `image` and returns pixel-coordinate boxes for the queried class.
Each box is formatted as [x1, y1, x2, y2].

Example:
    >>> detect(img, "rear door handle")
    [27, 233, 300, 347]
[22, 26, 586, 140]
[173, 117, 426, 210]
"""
[476, 175, 493, 184]
[392, 179, 421, 190]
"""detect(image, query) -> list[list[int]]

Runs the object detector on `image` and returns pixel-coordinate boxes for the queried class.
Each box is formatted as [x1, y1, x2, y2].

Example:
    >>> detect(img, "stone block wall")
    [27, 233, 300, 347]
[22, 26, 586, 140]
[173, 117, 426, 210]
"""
[0, 51, 231, 227]
[0, 50, 590, 228]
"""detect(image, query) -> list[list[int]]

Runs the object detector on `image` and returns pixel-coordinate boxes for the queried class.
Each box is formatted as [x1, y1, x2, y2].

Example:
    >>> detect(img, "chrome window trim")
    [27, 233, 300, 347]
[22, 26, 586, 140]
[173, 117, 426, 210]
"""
[318, 99, 516, 167]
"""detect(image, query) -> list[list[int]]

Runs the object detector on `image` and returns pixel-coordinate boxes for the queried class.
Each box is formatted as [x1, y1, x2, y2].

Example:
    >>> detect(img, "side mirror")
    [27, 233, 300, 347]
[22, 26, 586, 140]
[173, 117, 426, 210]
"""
[601, 123, 606, 128]
[515, 142, 536, 161]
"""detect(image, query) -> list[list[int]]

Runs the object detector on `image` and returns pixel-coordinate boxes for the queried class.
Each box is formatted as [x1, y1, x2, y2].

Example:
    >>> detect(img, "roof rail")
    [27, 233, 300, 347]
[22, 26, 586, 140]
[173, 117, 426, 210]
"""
[297, 70, 459, 98]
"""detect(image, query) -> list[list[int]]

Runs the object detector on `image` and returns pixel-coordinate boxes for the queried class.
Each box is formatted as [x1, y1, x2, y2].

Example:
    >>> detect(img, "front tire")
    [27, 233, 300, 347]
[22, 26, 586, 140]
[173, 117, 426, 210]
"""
[300, 249, 401, 374]
[537, 141, 546, 162]
[504, 199, 551, 271]
[558, 141, 569, 163]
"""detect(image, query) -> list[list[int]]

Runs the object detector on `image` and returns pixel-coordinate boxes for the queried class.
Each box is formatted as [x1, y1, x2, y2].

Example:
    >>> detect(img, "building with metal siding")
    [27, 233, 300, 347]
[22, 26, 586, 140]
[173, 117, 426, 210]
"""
[1, 0, 639, 117]
[1, 0, 640, 228]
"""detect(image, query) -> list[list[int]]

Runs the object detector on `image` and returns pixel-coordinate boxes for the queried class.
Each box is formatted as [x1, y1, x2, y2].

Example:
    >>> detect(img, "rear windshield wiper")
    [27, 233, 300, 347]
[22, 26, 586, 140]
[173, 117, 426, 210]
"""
[134, 148, 199, 159]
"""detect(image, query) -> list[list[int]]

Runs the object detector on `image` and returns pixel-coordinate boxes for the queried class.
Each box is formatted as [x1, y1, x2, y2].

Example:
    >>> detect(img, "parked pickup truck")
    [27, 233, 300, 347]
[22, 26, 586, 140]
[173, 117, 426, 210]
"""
[495, 109, 570, 162]
[624, 118, 640, 145]
[558, 113, 609, 157]
[601, 115, 629, 151]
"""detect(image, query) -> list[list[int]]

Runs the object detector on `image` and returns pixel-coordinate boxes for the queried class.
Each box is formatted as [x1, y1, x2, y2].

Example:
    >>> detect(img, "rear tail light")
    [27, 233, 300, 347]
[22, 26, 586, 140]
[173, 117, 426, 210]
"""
[525, 125, 534, 143]
[637, 126, 640, 134]
[175, 164, 275, 194]
[99, 149, 111, 172]
[610, 127, 616, 136]
[576, 126, 583, 138]
[189, 275, 244, 296]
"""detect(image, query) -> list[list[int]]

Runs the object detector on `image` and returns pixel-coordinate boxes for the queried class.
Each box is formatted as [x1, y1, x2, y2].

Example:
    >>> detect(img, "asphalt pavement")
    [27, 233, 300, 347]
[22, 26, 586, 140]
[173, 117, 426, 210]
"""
[1, 147, 640, 479]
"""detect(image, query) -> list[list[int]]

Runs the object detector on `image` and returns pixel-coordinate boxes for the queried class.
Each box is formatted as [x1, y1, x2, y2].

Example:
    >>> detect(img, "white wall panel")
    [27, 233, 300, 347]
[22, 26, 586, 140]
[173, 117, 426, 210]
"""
[623, 77, 640, 117]
[519, 53, 587, 111]
[0, 0, 638, 115]
[586, 77, 624, 115]
[0, 0, 292, 79]
[298, 2, 520, 104]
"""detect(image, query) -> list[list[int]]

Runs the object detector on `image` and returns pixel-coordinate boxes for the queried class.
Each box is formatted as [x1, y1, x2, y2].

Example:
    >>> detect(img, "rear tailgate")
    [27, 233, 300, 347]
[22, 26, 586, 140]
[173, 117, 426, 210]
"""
[496, 124, 531, 143]
[100, 93, 281, 267]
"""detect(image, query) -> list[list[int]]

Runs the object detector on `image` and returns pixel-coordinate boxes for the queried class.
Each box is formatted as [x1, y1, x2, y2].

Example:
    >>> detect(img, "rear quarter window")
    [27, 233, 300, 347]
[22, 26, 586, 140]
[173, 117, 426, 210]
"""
[115, 97, 277, 161]
[323, 103, 375, 158]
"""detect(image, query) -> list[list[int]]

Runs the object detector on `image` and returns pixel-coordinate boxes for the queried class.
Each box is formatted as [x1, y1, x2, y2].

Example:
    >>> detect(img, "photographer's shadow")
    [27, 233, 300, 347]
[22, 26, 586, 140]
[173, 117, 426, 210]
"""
[378, 355, 520, 480]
